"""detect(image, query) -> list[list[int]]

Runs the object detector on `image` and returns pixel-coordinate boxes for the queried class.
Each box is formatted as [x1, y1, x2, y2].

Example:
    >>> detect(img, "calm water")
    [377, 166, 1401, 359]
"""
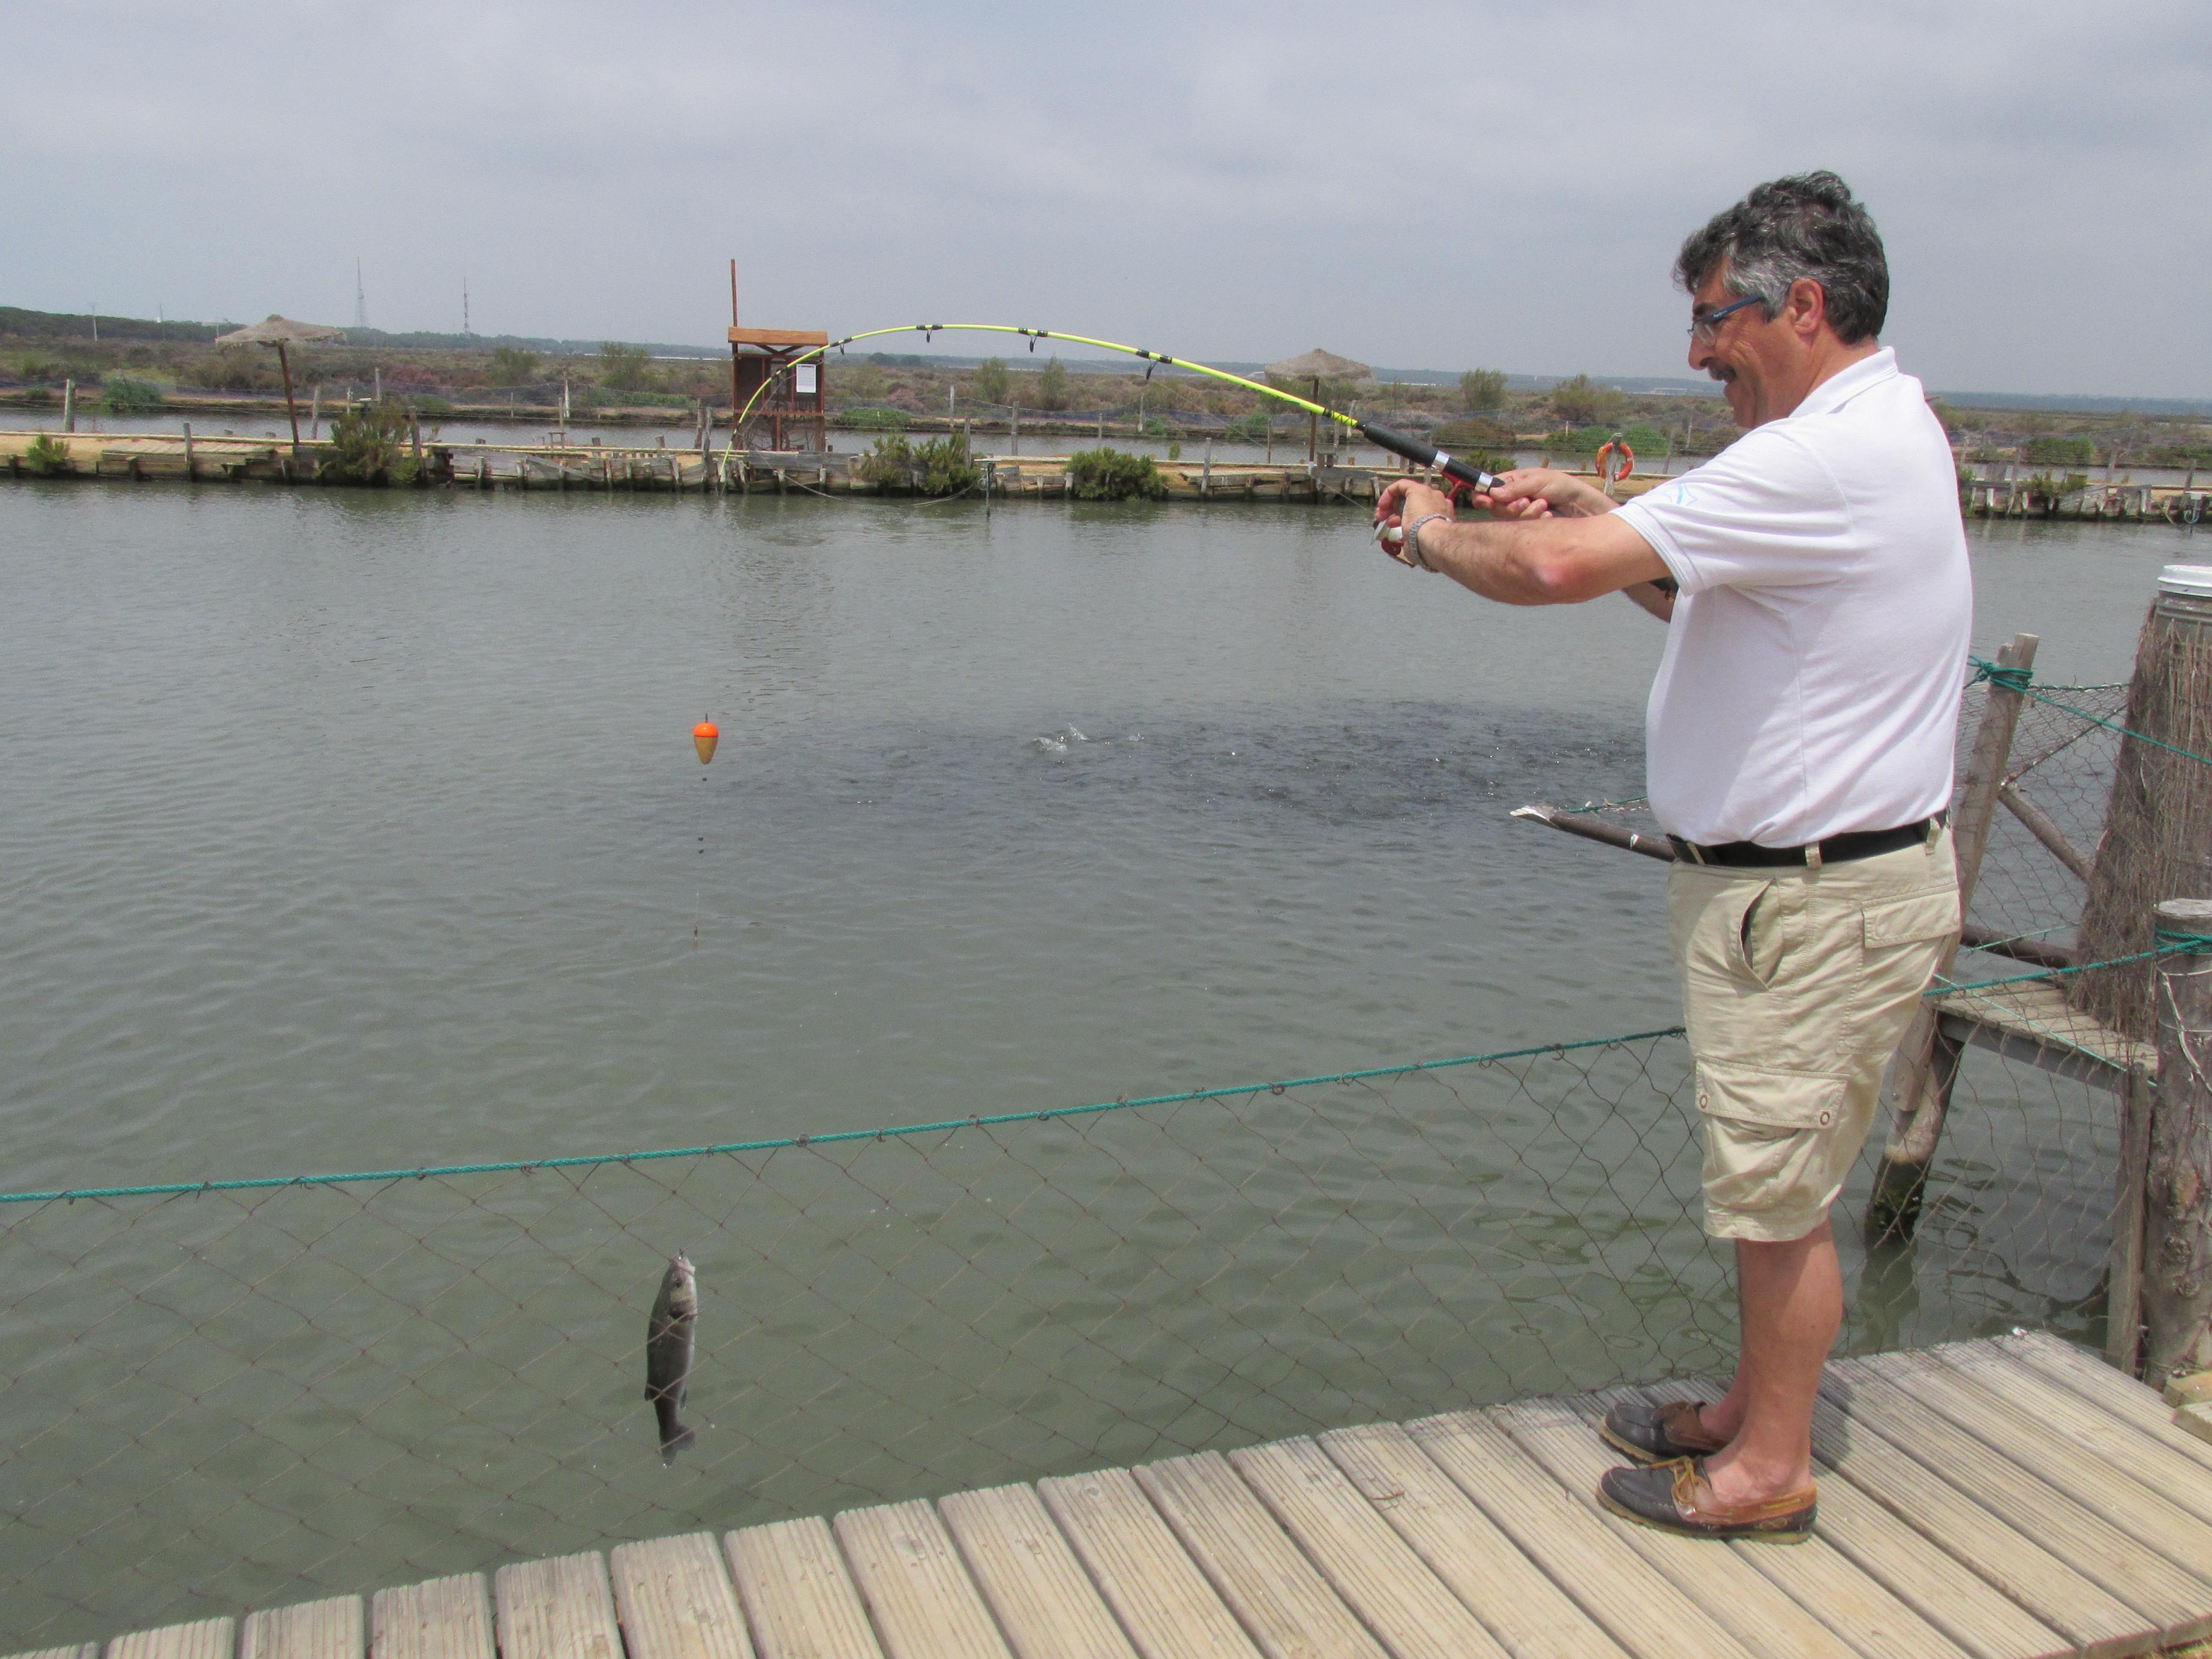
[0, 482, 2193, 1639]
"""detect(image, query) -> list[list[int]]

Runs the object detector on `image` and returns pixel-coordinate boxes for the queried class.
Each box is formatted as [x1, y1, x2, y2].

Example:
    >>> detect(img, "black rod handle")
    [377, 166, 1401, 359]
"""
[1356, 422, 1502, 494]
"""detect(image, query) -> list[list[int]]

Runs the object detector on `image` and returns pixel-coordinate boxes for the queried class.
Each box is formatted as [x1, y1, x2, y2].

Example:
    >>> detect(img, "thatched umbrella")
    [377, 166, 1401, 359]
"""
[215, 316, 346, 449]
[1266, 348, 1373, 461]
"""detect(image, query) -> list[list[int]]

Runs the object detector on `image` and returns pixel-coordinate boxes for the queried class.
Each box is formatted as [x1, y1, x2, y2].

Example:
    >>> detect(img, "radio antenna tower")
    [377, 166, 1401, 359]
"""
[353, 259, 370, 329]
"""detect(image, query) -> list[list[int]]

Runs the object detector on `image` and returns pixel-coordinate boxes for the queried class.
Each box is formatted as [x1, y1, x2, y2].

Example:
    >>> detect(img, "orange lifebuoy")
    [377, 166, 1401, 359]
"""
[1595, 440, 1635, 487]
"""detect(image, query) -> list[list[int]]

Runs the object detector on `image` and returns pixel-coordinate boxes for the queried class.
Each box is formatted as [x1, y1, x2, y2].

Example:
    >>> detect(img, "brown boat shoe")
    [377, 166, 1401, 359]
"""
[1599, 1398, 1728, 1465]
[1598, 1456, 1816, 1543]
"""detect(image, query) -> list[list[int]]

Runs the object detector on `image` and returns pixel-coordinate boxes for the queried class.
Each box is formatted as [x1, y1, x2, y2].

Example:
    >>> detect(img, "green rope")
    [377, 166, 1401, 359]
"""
[2154, 928, 2212, 955]
[1970, 656, 2035, 694]
[1970, 655, 2212, 770]
[0, 1026, 1688, 1208]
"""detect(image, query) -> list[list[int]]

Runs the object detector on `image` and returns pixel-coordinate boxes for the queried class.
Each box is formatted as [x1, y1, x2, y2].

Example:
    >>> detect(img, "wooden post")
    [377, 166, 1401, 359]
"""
[278, 343, 304, 452]
[2145, 898, 2212, 1387]
[1863, 632, 2039, 1244]
[1202, 439, 1212, 499]
[182, 421, 195, 481]
[1308, 376, 1319, 463]
[310, 384, 321, 442]
[62, 378, 75, 432]
[1011, 404, 1019, 457]
[2111, 1063, 2155, 1372]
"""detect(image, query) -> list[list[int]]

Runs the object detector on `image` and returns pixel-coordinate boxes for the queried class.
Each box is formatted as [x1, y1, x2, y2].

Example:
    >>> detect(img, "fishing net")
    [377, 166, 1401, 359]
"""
[0, 1020, 2124, 1651]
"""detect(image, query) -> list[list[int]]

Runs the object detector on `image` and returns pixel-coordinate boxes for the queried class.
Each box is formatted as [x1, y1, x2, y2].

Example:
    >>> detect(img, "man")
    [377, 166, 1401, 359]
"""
[1377, 172, 1969, 1543]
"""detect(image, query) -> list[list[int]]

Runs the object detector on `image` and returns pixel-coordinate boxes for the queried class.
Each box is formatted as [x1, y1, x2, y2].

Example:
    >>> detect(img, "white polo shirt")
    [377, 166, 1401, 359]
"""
[1613, 348, 1972, 847]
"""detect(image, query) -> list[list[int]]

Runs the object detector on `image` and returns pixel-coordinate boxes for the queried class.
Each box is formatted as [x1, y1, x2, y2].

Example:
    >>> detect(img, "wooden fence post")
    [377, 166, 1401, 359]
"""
[1863, 632, 2039, 1244]
[2145, 898, 2212, 1387]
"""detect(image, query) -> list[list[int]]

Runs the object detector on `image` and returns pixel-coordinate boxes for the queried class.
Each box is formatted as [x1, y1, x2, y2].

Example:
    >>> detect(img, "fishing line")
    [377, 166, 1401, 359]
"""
[730, 322, 1506, 497]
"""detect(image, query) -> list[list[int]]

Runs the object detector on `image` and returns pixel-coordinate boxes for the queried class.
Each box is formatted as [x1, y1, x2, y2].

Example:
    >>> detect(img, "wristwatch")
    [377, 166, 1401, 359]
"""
[1402, 513, 1452, 571]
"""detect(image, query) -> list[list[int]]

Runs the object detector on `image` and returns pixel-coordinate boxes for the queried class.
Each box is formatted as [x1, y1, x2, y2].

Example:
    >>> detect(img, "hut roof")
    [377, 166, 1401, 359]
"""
[1264, 348, 1372, 382]
[215, 316, 347, 348]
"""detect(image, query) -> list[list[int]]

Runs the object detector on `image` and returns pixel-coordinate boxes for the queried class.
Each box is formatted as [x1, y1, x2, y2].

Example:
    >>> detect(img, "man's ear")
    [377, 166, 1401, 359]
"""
[1787, 278, 1829, 338]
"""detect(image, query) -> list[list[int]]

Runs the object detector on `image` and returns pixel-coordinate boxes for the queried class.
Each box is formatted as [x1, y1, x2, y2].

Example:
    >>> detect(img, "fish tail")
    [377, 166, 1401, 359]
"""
[660, 1422, 697, 1462]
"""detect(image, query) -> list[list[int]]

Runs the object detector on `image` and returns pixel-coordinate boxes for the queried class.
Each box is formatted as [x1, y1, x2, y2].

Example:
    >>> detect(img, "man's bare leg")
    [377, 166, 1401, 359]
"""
[1692, 1219, 1841, 1503]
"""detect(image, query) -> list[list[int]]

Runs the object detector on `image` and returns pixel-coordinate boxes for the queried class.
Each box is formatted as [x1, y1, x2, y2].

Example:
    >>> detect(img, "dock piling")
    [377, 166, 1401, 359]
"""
[2145, 899, 2212, 1387]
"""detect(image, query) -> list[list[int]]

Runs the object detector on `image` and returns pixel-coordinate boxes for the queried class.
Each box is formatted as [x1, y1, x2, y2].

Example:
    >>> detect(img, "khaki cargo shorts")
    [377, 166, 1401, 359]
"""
[1668, 827, 1959, 1243]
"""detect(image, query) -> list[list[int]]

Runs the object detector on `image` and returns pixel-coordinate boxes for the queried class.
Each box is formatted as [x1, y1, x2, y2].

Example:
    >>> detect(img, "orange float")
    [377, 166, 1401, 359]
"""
[693, 719, 719, 765]
[1595, 439, 1635, 490]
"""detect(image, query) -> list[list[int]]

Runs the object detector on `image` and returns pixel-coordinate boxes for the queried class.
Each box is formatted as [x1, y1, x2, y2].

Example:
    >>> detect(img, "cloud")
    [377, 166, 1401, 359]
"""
[2, 0, 2205, 396]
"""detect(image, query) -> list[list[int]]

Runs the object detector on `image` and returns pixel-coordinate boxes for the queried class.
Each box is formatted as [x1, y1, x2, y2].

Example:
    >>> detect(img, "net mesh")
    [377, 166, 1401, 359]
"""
[0, 1023, 2124, 1649]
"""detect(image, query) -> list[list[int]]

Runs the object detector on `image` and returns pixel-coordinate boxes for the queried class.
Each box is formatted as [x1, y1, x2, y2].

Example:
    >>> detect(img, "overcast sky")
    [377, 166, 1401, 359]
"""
[5, 1, 2207, 398]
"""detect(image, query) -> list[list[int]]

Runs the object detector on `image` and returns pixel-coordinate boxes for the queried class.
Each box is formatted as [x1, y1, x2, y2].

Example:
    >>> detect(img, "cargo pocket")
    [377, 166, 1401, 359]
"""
[1862, 889, 1961, 950]
[1694, 1057, 1850, 1132]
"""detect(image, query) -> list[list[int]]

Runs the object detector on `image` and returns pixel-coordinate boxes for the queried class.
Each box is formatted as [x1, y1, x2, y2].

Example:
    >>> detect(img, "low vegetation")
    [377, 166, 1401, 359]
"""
[325, 400, 421, 485]
[101, 376, 165, 414]
[1067, 447, 1166, 501]
[854, 433, 980, 496]
[23, 433, 71, 475]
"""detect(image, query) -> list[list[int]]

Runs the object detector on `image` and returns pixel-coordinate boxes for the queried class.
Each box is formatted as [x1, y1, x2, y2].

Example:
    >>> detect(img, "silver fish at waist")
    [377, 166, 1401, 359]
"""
[645, 1252, 698, 1460]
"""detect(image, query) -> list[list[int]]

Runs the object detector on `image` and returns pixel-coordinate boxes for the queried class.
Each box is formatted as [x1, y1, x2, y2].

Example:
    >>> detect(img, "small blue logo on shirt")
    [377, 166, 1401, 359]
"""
[1667, 481, 1697, 506]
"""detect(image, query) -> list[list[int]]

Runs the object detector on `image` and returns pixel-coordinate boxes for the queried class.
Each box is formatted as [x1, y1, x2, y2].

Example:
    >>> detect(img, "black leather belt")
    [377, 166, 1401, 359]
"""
[1669, 811, 1947, 869]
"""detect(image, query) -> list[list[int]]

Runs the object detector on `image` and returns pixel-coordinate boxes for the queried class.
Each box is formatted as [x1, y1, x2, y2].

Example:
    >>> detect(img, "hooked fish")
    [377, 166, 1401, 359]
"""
[644, 1252, 698, 1461]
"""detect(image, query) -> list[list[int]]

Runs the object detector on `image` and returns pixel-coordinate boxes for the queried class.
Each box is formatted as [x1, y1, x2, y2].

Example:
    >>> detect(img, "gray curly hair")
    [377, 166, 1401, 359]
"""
[1676, 172, 1889, 344]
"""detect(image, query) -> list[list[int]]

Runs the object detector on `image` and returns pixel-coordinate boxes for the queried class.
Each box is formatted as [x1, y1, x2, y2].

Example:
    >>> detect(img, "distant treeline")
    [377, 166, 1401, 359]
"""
[0, 305, 722, 359]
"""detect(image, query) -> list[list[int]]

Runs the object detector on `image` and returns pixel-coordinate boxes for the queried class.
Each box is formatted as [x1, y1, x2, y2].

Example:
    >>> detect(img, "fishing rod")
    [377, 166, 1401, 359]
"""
[728, 322, 1506, 497]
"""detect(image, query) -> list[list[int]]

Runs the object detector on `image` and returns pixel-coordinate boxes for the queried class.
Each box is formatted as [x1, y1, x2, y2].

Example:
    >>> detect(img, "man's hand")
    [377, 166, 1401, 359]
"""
[1472, 468, 1617, 520]
[1373, 477, 1455, 565]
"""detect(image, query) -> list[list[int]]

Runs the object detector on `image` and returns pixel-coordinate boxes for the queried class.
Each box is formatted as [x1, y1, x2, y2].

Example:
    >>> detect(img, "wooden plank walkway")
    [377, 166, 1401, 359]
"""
[22, 1334, 2211, 1659]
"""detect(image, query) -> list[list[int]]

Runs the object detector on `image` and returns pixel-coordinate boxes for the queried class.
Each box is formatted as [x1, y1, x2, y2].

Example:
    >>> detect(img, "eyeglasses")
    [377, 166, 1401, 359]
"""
[1688, 295, 1763, 343]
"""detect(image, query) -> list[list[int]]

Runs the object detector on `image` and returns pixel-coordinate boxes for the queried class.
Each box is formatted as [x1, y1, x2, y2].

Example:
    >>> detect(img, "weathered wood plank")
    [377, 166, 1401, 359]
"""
[724, 1517, 885, 1659]
[1133, 1450, 1390, 1659]
[1852, 1349, 2212, 1573]
[1318, 1421, 1632, 1659]
[833, 1500, 1015, 1659]
[1491, 1396, 1881, 1659]
[1806, 1384, 2157, 1657]
[610, 1532, 755, 1659]
[1613, 1383, 2067, 1659]
[493, 1553, 623, 1659]
[104, 1622, 235, 1659]
[239, 1598, 363, 1659]
[1037, 1466, 1264, 1659]
[1998, 1328, 2212, 1475]
[938, 1483, 1138, 1659]
[1407, 1410, 1758, 1659]
[1929, 1339, 2212, 1523]
[1823, 1359, 2211, 1643]
[368, 1574, 494, 1659]
[1229, 1436, 1514, 1659]
[11, 1646, 98, 1659]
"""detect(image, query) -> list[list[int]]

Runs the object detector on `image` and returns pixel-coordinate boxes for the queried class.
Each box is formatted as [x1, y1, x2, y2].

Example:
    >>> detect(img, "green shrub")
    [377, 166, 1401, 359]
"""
[1548, 373, 1626, 427]
[490, 345, 539, 385]
[1067, 447, 1166, 501]
[101, 376, 166, 415]
[1224, 412, 1273, 443]
[2022, 435, 2094, 466]
[1034, 356, 1071, 411]
[326, 400, 421, 485]
[1459, 368, 1508, 411]
[599, 341, 654, 392]
[23, 433, 72, 475]
[843, 407, 910, 431]
[971, 357, 1010, 404]
[410, 394, 453, 416]
[854, 433, 979, 496]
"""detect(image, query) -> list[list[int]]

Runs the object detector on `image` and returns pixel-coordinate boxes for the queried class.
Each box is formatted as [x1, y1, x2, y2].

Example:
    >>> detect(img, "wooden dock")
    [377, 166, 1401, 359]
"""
[20, 1331, 2212, 1659]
